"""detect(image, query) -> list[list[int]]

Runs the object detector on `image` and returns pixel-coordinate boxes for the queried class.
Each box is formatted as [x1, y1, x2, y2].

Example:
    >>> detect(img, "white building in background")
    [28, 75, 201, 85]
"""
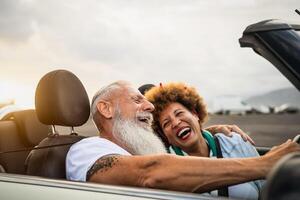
[210, 95, 252, 115]
[251, 105, 270, 114]
[274, 104, 299, 114]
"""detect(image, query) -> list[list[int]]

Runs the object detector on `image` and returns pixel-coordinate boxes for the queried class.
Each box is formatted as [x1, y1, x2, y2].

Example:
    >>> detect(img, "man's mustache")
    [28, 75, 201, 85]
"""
[136, 112, 153, 125]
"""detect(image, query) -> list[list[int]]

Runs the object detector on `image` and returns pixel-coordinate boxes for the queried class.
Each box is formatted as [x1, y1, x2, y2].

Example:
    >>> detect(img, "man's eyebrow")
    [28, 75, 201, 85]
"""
[131, 94, 144, 100]
[138, 94, 146, 100]
[86, 154, 120, 181]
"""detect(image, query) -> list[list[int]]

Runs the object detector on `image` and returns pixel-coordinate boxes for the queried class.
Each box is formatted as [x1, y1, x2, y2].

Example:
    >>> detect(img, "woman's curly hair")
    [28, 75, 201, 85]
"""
[145, 82, 208, 146]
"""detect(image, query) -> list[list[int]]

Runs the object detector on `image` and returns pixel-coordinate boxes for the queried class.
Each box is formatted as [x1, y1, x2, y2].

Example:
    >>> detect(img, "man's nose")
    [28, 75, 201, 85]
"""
[142, 100, 155, 112]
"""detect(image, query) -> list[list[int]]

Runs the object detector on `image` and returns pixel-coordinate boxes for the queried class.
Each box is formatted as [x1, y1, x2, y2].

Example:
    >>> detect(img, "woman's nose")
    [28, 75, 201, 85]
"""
[171, 117, 181, 128]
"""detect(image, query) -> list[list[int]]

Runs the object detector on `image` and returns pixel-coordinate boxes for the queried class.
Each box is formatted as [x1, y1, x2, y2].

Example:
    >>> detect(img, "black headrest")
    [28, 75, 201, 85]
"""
[262, 153, 300, 200]
[25, 135, 85, 178]
[138, 84, 155, 95]
[4, 109, 50, 146]
[35, 70, 90, 127]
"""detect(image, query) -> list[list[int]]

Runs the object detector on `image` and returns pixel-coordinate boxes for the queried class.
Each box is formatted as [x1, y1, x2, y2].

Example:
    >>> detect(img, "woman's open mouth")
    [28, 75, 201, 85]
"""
[176, 127, 192, 140]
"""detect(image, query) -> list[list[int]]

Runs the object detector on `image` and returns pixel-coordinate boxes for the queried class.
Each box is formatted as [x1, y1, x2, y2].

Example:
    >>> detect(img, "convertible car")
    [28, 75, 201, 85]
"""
[0, 20, 299, 200]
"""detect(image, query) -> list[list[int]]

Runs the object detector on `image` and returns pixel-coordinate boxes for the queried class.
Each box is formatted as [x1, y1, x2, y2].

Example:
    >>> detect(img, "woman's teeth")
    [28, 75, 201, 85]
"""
[177, 127, 191, 139]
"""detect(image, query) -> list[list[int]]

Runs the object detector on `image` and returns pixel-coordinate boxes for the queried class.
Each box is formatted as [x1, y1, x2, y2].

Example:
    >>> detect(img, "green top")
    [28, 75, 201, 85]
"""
[170, 130, 217, 157]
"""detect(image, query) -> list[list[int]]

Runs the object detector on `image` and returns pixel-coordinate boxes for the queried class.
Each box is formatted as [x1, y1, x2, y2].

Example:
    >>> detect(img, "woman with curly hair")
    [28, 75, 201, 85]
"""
[145, 82, 263, 200]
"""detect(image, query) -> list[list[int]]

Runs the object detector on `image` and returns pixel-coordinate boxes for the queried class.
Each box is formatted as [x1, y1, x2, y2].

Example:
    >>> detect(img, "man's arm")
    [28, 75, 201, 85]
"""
[88, 154, 267, 192]
[87, 140, 299, 193]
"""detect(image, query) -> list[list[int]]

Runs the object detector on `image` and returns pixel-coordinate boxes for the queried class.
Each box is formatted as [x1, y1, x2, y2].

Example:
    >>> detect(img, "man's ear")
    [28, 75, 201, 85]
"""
[96, 100, 113, 119]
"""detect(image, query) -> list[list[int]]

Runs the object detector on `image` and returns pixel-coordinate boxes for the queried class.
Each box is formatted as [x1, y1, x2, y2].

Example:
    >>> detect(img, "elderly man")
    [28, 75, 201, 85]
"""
[66, 81, 299, 193]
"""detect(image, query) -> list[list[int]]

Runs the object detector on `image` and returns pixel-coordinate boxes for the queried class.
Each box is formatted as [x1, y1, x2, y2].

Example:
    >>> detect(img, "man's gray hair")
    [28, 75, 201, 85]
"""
[91, 81, 128, 116]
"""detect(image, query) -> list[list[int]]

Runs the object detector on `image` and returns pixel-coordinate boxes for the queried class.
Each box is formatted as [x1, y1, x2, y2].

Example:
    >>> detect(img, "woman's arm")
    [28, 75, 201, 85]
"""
[205, 124, 255, 144]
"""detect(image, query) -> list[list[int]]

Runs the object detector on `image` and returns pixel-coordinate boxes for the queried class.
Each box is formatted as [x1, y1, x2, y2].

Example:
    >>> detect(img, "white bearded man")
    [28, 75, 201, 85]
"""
[112, 103, 166, 155]
[66, 80, 300, 193]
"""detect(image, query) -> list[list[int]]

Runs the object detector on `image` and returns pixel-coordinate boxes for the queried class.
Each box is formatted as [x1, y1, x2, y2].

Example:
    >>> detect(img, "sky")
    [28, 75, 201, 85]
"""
[0, 0, 299, 108]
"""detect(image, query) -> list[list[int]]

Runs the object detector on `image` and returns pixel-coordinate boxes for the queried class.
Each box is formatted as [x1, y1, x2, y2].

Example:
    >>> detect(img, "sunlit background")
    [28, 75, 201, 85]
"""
[0, 0, 299, 109]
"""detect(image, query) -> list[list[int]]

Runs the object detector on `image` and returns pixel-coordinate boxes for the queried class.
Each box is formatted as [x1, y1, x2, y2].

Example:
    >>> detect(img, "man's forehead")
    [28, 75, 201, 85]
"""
[111, 82, 142, 100]
[124, 85, 141, 95]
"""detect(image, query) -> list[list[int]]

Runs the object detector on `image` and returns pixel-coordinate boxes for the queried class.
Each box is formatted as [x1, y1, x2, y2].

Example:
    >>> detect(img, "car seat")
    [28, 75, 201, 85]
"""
[0, 109, 49, 174]
[138, 83, 155, 95]
[261, 152, 300, 200]
[25, 70, 90, 179]
[0, 164, 5, 173]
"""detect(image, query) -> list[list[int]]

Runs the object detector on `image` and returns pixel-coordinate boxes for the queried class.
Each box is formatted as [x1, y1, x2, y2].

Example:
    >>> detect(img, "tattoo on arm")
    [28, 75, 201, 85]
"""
[86, 154, 120, 181]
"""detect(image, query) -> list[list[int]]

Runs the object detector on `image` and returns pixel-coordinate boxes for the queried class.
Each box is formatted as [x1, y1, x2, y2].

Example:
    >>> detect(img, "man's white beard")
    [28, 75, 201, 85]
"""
[112, 111, 167, 155]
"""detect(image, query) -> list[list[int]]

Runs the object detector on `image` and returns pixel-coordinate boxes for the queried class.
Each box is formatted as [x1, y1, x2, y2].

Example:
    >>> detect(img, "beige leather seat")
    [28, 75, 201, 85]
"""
[0, 110, 49, 174]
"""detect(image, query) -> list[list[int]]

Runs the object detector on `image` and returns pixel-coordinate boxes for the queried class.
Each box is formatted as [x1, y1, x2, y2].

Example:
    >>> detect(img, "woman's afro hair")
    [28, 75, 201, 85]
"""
[145, 82, 208, 145]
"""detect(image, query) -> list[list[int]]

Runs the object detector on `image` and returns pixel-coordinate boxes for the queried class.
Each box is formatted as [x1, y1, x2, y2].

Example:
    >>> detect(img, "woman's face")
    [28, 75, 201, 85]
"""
[159, 102, 201, 150]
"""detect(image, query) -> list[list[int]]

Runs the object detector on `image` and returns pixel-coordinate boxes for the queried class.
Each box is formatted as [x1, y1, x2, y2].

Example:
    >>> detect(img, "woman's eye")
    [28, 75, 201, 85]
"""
[162, 121, 169, 128]
[175, 111, 183, 116]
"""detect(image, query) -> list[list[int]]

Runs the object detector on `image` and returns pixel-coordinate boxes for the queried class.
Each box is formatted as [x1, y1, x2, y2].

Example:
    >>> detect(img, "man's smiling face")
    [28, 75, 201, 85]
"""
[113, 83, 155, 130]
[110, 83, 167, 155]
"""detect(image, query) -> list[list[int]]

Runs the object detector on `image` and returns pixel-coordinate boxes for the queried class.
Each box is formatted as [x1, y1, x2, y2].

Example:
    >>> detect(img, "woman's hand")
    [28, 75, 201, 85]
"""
[205, 124, 255, 145]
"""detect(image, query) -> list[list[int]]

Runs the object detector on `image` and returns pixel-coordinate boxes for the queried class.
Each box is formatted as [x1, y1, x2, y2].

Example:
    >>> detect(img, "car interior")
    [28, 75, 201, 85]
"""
[0, 109, 49, 174]
[0, 70, 89, 178]
[0, 67, 300, 198]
